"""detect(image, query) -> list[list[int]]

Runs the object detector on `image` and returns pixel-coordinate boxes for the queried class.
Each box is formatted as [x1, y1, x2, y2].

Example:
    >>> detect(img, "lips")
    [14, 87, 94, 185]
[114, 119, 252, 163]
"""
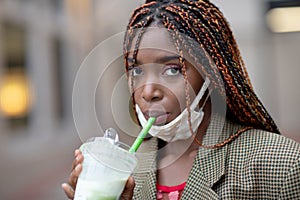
[144, 110, 170, 125]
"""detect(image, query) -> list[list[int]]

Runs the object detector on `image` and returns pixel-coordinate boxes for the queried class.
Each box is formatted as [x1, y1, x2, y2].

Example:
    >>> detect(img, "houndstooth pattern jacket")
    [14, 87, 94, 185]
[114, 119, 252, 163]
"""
[132, 115, 300, 199]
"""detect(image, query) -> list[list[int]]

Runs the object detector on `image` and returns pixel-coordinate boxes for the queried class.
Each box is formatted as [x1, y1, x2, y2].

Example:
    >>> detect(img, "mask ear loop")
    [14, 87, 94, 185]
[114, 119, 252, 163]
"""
[190, 80, 212, 146]
[186, 78, 210, 142]
[190, 77, 210, 109]
[192, 87, 253, 149]
[197, 87, 211, 112]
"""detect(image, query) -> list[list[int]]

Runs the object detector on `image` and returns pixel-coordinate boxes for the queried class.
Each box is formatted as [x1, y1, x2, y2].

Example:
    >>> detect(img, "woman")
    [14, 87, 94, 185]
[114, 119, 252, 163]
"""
[63, 0, 300, 199]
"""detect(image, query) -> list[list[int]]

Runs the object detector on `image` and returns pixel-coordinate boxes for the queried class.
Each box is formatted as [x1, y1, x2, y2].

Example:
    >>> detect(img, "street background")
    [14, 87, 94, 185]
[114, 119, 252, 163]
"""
[0, 0, 299, 199]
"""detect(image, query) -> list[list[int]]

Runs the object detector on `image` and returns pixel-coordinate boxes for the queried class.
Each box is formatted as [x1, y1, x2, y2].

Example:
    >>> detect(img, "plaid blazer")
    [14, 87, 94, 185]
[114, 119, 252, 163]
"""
[132, 115, 300, 199]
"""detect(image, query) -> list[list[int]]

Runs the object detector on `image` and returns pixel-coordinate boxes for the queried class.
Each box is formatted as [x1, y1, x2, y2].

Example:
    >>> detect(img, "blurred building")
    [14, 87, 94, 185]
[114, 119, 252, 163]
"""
[0, 0, 299, 199]
[0, 0, 142, 199]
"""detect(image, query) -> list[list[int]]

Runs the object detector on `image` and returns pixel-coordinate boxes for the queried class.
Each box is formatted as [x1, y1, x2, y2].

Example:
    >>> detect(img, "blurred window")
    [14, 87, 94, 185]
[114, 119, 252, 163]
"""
[50, 0, 63, 13]
[51, 37, 65, 122]
[0, 22, 30, 129]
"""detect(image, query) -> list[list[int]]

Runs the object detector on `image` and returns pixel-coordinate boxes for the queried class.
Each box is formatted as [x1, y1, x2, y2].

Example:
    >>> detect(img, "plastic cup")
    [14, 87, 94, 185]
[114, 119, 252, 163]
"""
[74, 137, 138, 200]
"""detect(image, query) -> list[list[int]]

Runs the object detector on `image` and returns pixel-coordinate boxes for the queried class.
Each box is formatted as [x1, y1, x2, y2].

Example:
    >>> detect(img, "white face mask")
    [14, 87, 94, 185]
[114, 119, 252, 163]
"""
[135, 77, 210, 142]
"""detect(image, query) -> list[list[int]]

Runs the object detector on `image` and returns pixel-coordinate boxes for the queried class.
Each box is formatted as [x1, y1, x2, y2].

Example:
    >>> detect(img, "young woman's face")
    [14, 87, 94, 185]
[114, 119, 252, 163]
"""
[127, 28, 205, 125]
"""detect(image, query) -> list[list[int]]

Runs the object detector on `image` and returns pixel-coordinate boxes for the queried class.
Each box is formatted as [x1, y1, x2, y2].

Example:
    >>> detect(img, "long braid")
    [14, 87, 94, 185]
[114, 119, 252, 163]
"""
[179, 3, 262, 126]
[160, 7, 216, 141]
[124, 8, 152, 62]
[195, 2, 276, 131]
[160, 2, 252, 148]
[165, 4, 224, 93]
[164, 2, 257, 125]
[124, 0, 280, 149]
[184, 0, 278, 133]
[160, 12, 194, 140]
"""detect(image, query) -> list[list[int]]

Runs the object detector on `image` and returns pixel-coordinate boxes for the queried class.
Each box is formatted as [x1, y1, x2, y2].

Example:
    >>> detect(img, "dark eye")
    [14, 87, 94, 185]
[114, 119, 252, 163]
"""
[164, 65, 182, 76]
[130, 67, 143, 76]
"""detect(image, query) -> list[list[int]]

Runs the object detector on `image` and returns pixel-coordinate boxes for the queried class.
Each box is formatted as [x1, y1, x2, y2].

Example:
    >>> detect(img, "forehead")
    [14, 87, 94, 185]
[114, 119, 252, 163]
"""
[128, 27, 178, 56]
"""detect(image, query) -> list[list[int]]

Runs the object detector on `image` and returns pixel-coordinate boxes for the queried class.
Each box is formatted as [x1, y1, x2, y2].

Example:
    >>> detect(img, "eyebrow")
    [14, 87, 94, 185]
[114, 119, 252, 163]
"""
[127, 55, 180, 65]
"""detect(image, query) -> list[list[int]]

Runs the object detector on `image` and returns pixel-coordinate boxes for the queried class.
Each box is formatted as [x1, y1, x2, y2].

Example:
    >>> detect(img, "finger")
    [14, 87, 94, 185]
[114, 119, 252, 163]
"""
[71, 150, 83, 170]
[120, 176, 135, 200]
[68, 164, 82, 189]
[62, 183, 75, 199]
[75, 149, 81, 157]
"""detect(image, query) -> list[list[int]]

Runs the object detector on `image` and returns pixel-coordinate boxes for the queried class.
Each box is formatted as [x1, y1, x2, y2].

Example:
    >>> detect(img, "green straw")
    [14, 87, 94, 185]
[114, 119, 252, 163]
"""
[129, 117, 156, 153]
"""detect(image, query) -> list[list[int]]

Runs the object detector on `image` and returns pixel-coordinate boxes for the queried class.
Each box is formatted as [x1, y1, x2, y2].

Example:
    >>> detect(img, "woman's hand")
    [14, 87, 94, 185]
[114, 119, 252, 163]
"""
[61, 149, 136, 200]
[61, 149, 83, 199]
[120, 176, 135, 200]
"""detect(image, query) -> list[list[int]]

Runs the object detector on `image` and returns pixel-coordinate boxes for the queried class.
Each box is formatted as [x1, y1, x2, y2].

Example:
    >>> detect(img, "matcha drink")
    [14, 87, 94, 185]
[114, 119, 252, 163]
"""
[74, 137, 137, 200]
[75, 178, 126, 200]
[74, 118, 155, 200]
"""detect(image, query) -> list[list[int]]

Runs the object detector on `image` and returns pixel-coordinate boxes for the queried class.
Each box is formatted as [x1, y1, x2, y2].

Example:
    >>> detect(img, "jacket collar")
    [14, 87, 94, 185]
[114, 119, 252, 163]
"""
[132, 138, 158, 199]
[179, 143, 227, 199]
[181, 114, 229, 199]
[193, 114, 230, 187]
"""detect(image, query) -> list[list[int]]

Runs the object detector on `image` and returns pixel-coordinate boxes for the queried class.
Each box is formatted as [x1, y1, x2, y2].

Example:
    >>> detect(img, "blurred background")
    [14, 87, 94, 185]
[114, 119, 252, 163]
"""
[0, 0, 299, 199]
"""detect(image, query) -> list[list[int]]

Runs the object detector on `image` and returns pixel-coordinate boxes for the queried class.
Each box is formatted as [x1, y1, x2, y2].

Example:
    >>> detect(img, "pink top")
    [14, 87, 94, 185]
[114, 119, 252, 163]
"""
[157, 182, 186, 200]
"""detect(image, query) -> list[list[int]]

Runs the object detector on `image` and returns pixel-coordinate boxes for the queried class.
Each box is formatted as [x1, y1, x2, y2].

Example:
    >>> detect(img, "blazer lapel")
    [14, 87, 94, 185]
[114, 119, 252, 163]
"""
[136, 169, 157, 199]
[132, 138, 158, 200]
[181, 144, 228, 199]
[181, 114, 230, 199]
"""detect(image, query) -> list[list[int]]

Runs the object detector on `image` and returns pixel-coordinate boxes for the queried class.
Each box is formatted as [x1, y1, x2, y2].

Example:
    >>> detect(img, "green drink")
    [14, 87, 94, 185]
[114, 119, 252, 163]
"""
[74, 137, 137, 200]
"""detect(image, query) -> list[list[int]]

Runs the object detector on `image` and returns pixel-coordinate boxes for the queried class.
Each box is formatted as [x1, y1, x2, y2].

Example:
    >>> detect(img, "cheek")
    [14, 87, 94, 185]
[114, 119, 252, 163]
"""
[188, 74, 204, 96]
[131, 87, 144, 105]
[170, 87, 188, 111]
[185, 62, 205, 95]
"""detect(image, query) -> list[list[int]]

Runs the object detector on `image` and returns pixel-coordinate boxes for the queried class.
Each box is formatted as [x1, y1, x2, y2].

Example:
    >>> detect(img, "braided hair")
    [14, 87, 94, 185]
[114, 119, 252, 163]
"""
[123, 0, 280, 148]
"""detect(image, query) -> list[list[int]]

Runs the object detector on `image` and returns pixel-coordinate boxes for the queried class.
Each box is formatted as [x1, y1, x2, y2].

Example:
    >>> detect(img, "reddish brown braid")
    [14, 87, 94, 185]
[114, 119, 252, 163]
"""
[161, 13, 193, 138]
[123, 0, 280, 148]
[172, 2, 259, 125]
[159, 6, 245, 149]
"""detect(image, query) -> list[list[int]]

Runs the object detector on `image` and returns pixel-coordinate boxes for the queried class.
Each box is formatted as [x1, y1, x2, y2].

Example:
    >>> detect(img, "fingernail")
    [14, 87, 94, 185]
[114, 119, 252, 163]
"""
[75, 149, 79, 156]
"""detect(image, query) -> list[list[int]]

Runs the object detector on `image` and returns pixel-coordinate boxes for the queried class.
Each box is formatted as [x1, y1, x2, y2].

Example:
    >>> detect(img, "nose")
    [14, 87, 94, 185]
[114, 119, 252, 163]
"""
[141, 83, 163, 102]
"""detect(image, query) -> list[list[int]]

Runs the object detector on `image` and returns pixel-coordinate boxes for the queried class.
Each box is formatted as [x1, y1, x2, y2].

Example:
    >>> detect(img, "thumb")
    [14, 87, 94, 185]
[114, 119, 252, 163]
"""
[120, 176, 135, 200]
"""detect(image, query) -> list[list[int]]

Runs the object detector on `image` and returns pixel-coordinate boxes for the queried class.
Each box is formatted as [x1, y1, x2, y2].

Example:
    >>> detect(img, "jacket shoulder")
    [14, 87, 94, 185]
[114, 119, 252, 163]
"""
[231, 129, 300, 158]
[229, 129, 300, 167]
[223, 129, 300, 199]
